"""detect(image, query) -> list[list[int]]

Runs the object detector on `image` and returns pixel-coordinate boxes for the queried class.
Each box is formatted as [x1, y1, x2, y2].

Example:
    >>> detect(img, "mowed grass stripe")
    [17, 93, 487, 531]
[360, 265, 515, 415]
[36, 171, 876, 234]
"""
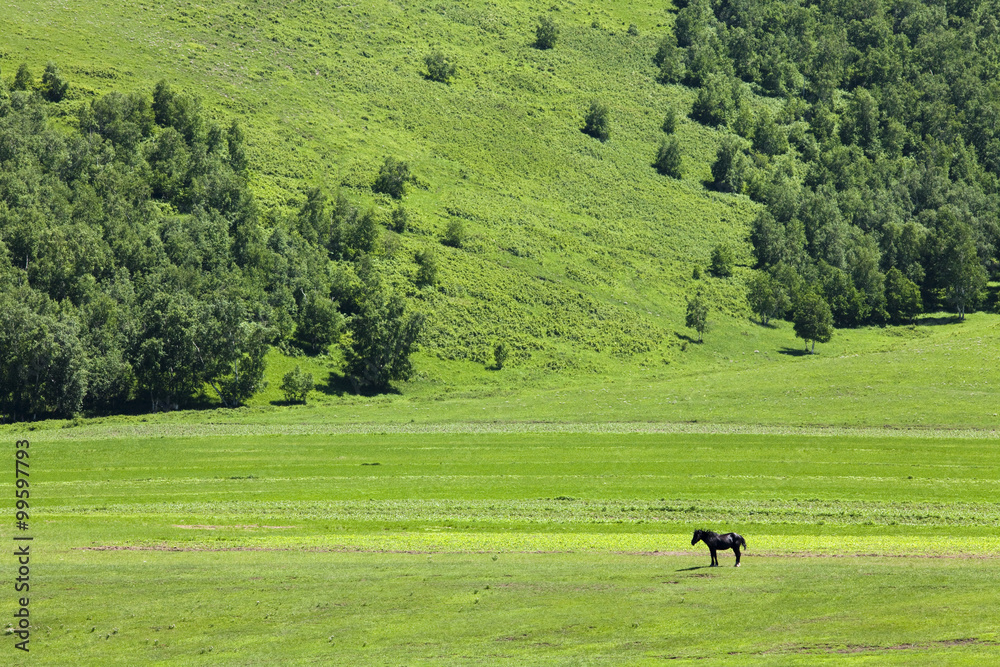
[34, 433, 1000, 506]
[44, 498, 1000, 528]
[64, 532, 1000, 557]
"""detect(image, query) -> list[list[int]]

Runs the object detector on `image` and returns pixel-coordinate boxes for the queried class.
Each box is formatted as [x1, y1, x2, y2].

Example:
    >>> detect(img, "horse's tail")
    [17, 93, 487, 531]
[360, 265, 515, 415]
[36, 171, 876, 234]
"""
[740, 535, 747, 550]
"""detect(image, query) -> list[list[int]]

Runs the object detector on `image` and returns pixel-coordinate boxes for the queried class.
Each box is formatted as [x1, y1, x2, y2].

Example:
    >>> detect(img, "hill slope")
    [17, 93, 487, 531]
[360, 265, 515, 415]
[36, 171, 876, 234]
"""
[3, 0, 758, 371]
[4, 0, 1000, 427]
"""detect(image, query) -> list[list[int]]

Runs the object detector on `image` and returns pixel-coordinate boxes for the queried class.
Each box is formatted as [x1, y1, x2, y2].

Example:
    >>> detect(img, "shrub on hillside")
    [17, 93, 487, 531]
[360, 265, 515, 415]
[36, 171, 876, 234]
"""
[653, 137, 683, 178]
[372, 156, 411, 199]
[13, 63, 33, 91]
[661, 106, 678, 133]
[753, 110, 788, 156]
[41, 62, 68, 102]
[415, 247, 439, 286]
[793, 292, 833, 353]
[391, 206, 409, 233]
[884, 267, 922, 324]
[711, 136, 750, 194]
[424, 51, 457, 83]
[443, 219, 466, 248]
[280, 365, 314, 403]
[493, 342, 509, 369]
[535, 16, 559, 49]
[343, 273, 424, 394]
[295, 292, 344, 354]
[685, 293, 709, 342]
[582, 99, 610, 142]
[654, 37, 685, 84]
[710, 243, 734, 277]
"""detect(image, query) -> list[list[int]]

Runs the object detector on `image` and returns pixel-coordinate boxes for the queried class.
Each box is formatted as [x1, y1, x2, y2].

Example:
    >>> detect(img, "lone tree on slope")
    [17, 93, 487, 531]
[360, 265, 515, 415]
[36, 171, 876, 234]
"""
[535, 16, 559, 49]
[793, 292, 833, 353]
[685, 292, 709, 343]
[582, 100, 610, 142]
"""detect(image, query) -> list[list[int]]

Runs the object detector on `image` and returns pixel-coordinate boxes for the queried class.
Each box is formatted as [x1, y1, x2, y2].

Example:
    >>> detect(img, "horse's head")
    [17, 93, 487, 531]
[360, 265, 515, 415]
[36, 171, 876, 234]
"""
[691, 530, 703, 545]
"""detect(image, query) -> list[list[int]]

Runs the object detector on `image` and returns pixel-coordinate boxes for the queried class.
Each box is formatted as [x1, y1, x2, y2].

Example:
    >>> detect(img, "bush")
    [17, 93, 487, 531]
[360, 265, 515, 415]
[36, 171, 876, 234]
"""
[13, 63, 33, 91]
[372, 156, 410, 199]
[884, 267, 922, 324]
[582, 100, 610, 142]
[710, 243, 734, 277]
[424, 51, 457, 83]
[711, 137, 750, 194]
[627, 24, 640, 37]
[391, 206, 409, 233]
[690, 75, 736, 127]
[41, 62, 68, 102]
[653, 137, 683, 178]
[753, 110, 789, 156]
[443, 219, 466, 248]
[793, 292, 834, 353]
[348, 208, 381, 255]
[415, 247, 439, 286]
[661, 106, 677, 133]
[280, 365, 314, 403]
[295, 292, 344, 354]
[493, 342, 509, 369]
[535, 16, 559, 49]
[747, 272, 790, 324]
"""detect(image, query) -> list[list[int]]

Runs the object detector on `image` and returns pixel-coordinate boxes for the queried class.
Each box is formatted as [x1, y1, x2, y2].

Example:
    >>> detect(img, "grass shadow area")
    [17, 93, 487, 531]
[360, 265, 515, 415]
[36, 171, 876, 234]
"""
[778, 347, 812, 357]
[318, 371, 402, 398]
[916, 315, 963, 326]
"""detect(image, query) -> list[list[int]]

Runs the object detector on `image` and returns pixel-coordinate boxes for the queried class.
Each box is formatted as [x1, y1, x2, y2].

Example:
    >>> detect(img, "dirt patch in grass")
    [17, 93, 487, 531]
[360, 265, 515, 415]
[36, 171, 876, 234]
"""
[758, 637, 1000, 655]
[751, 551, 1000, 559]
[623, 550, 1000, 559]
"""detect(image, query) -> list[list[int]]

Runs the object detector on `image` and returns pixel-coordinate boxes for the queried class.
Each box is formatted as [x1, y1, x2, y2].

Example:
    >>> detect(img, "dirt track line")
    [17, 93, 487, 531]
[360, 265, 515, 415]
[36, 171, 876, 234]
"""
[73, 545, 1000, 558]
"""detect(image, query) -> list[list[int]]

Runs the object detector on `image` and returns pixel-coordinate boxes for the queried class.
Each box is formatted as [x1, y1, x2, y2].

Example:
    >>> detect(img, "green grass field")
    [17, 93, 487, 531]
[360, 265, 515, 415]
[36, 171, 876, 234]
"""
[2, 427, 997, 664]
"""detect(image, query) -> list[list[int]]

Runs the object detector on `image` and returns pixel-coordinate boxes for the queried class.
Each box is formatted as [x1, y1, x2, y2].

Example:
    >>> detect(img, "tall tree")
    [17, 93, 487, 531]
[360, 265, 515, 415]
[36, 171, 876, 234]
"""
[685, 292, 709, 342]
[793, 292, 834, 353]
[747, 272, 789, 325]
[884, 267, 922, 324]
[343, 269, 424, 393]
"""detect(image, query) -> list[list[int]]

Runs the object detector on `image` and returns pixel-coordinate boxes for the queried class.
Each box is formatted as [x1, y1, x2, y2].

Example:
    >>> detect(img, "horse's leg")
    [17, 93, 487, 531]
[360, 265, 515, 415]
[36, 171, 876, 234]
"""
[710, 548, 718, 566]
[733, 546, 741, 567]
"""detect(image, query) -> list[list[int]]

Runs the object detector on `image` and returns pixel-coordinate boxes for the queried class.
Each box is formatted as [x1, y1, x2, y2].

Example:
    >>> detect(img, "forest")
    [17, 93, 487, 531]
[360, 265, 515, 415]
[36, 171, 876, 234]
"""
[0, 70, 420, 421]
[657, 0, 1000, 326]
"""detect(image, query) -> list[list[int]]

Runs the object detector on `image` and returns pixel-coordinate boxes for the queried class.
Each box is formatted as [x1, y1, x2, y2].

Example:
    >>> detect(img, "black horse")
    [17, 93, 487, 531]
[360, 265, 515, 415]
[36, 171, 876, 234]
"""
[691, 529, 746, 567]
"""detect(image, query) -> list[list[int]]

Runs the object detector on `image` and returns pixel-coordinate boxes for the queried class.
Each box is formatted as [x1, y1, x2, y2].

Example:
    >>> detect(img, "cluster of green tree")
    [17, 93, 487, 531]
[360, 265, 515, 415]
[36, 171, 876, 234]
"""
[0, 72, 421, 421]
[657, 0, 1000, 326]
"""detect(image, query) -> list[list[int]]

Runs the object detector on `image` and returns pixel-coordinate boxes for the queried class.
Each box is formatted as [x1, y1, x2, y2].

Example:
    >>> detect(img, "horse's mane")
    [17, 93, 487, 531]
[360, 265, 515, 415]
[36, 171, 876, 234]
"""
[695, 529, 719, 537]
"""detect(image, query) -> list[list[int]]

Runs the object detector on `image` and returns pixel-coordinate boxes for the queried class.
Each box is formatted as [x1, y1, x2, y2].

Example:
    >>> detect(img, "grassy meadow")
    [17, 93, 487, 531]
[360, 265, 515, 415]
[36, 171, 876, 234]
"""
[1, 428, 997, 664]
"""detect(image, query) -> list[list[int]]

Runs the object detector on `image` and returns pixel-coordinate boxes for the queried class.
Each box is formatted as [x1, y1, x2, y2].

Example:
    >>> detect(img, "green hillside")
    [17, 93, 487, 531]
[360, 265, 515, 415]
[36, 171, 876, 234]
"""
[3, 0, 1000, 422]
[3, 0, 758, 371]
